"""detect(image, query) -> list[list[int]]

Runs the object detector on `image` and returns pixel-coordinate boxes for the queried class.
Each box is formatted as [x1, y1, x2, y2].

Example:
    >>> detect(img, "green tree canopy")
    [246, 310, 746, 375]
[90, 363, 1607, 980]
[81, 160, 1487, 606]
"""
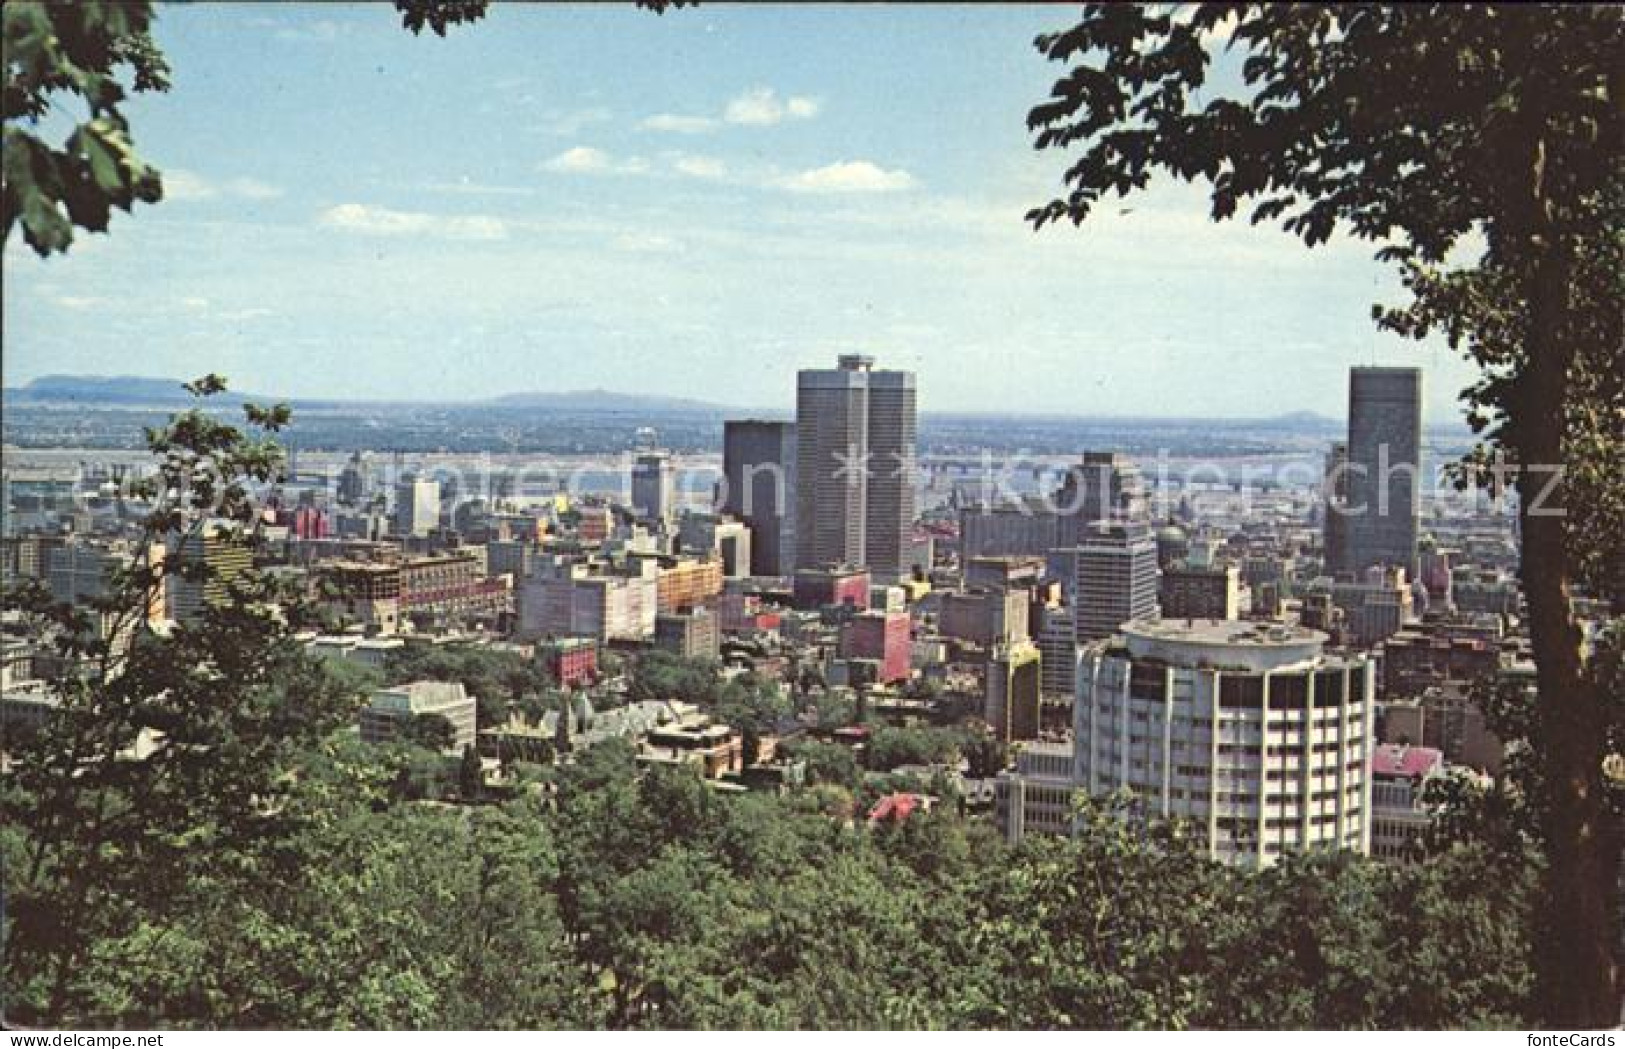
[1, 379, 364, 1022]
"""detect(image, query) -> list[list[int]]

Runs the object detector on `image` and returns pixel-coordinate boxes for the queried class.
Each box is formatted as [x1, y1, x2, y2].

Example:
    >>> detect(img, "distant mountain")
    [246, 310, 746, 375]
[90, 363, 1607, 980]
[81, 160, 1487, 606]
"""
[4, 374, 274, 406]
[3, 374, 732, 413]
[1251, 408, 1471, 437]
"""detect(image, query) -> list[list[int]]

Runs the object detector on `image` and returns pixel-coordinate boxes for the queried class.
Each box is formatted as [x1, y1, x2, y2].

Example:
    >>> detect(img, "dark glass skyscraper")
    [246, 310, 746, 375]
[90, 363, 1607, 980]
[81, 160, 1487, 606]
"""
[722, 420, 796, 576]
[1323, 440, 1351, 576]
[630, 448, 675, 524]
[1345, 367, 1422, 578]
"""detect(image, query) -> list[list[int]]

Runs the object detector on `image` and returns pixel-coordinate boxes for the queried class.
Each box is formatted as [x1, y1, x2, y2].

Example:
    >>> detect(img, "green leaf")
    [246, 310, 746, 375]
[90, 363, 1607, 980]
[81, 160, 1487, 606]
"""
[20, 186, 73, 254]
[77, 124, 126, 195]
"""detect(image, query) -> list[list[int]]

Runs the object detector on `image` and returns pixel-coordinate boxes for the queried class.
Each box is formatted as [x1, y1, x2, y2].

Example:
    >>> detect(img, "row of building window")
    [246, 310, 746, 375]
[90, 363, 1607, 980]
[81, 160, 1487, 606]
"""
[1098, 697, 1367, 714]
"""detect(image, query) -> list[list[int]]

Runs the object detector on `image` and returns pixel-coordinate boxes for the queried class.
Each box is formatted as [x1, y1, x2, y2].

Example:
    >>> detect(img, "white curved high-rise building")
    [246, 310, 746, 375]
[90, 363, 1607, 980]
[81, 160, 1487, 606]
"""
[1075, 618, 1374, 868]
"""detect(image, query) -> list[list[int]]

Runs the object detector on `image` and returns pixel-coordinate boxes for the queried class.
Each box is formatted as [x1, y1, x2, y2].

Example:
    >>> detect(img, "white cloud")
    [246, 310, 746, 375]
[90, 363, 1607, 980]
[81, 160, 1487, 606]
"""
[725, 89, 780, 125]
[724, 87, 821, 126]
[780, 160, 917, 194]
[638, 90, 818, 139]
[541, 147, 649, 176]
[640, 113, 719, 134]
[163, 170, 217, 201]
[319, 203, 507, 241]
[54, 295, 106, 311]
[180, 296, 211, 311]
[163, 169, 283, 202]
[543, 146, 613, 173]
[673, 155, 727, 180]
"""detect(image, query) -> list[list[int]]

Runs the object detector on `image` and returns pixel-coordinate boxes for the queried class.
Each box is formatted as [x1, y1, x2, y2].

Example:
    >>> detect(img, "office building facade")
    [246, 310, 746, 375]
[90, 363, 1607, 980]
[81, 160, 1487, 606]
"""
[678, 513, 752, 578]
[958, 498, 1060, 560]
[939, 588, 1031, 648]
[862, 366, 918, 581]
[518, 567, 658, 642]
[631, 450, 676, 524]
[1345, 367, 1422, 577]
[994, 741, 1076, 843]
[1159, 563, 1241, 621]
[841, 608, 911, 684]
[168, 523, 254, 626]
[795, 355, 917, 582]
[655, 609, 721, 660]
[1054, 451, 1150, 547]
[1323, 440, 1351, 575]
[722, 420, 797, 576]
[394, 476, 440, 538]
[1073, 521, 1159, 642]
[1035, 607, 1078, 701]
[985, 640, 1042, 742]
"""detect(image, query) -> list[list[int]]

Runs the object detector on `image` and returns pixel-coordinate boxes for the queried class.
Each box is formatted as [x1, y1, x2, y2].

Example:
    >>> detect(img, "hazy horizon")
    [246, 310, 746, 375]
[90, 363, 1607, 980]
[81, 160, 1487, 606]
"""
[3, 369, 1479, 432]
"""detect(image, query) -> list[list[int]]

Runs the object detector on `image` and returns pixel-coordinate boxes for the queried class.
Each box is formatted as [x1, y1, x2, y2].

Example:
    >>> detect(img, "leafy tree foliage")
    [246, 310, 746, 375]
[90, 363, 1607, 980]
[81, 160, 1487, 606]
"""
[627, 651, 790, 736]
[713, 671, 791, 733]
[383, 644, 549, 726]
[400, 712, 457, 753]
[779, 739, 861, 791]
[2, 2, 167, 254]
[1, 379, 364, 1023]
[554, 692, 574, 756]
[4, 610, 1544, 1030]
[962, 729, 1009, 779]
[628, 650, 720, 704]
[458, 744, 484, 801]
[396, 0, 690, 38]
[864, 725, 965, 772]
[1027, 3, 1622, 1023]
[395, 0, 493, 37]
[380, 740, 461, 803]
[808, 688, 857, 730]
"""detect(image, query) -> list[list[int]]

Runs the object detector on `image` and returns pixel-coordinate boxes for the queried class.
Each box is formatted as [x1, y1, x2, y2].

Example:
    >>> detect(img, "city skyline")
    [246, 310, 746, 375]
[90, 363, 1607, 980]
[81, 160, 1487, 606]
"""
[3, 3, 1480, 420]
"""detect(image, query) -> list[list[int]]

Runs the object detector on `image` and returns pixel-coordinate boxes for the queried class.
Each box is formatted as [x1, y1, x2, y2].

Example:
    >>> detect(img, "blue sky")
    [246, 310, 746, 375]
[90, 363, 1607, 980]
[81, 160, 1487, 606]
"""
[3, 3, 1476, 419]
